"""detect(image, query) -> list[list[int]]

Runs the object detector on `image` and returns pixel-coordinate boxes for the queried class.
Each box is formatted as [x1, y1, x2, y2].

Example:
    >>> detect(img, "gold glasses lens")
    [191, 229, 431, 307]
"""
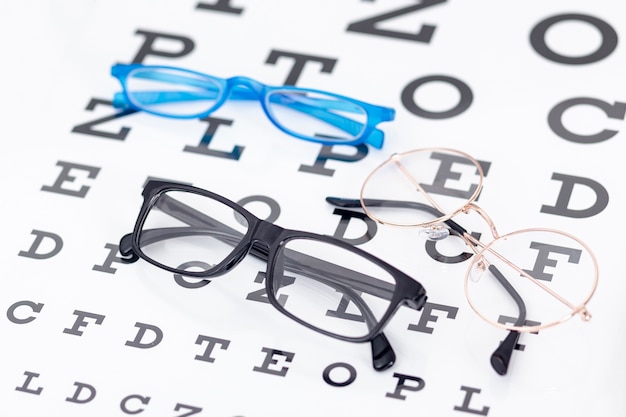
[464, 228, 599, 333]
[359, 148, 484, 228]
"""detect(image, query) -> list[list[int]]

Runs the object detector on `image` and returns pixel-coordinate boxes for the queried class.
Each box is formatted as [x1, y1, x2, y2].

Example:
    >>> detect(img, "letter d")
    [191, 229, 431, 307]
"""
[18, 230, 63, 259]
[66, 382, 96, 404]
[541, 173, 609, 218]
[125, 322, 163, 349]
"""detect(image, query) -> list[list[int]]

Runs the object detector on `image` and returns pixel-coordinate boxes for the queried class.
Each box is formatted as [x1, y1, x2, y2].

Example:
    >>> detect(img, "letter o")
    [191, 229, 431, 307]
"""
[530, 13, 618, 64]
[401, 75, 473, 119]
[236, 195, 281, 224]
[323, 362, 357, 387]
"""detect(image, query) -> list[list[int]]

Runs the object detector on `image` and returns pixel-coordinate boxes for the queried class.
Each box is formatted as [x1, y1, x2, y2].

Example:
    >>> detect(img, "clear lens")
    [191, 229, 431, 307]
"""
[360, 148, 483, 227]
[270, 237, 397, 339]
[266, 90, 367, 142]
[138, 190, 249, 274]
[464, 228, 598, 332]
[126, 67, 223, 117]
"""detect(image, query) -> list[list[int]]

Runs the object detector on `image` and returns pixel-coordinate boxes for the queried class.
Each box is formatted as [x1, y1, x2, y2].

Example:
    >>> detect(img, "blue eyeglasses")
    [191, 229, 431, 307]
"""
[111, 64, 395, 149]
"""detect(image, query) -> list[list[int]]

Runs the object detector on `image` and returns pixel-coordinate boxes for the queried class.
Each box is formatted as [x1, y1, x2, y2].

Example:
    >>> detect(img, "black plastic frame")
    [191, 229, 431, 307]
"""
[119, 180, 428, 371]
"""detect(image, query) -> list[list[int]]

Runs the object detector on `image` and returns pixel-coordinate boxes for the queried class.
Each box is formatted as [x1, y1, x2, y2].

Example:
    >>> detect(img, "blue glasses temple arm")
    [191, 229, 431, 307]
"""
[326, 196, 527, 376]
[112, 90, 384, 147]
[113, 71, 226, 106]
[112, 91, 215, 108]
[113, 88, 369, 120]
[271, 95, 367, 138]
[115, 69, 373, 114]
[117, 70, 370, 111]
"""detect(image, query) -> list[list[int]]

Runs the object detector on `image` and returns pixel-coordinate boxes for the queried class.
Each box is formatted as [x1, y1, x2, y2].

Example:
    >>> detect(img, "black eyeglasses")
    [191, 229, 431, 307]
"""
[118, 180, 428, 371]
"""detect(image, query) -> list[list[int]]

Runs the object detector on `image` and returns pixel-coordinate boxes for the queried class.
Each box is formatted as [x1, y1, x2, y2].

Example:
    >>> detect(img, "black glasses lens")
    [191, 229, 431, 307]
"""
[271, 237, 397, 339]
[138, 190, 249, 274]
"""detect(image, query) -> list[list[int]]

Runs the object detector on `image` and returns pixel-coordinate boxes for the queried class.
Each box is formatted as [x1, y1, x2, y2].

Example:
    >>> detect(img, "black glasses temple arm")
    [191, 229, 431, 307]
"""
[154, 194, 414, 302]
[487, 264, 527, 376]
[325, 197, 468, 236]
[122, 226, 381, 320]
[326, 196, 530, 375]
[120, 224, 405, 306]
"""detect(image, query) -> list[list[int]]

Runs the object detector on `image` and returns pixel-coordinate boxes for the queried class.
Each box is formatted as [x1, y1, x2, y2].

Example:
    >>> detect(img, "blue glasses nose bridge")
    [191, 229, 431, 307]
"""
[225, 76, 268, 100]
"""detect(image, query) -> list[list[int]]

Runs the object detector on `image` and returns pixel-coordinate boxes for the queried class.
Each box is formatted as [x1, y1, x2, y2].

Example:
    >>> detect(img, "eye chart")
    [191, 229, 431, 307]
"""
[1, 1, 623, 416]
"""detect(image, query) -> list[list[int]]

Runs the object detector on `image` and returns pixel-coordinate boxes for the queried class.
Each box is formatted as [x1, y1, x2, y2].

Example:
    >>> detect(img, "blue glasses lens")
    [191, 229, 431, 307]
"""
[126, 68, 224, 118]
[266, 90, 368, 142]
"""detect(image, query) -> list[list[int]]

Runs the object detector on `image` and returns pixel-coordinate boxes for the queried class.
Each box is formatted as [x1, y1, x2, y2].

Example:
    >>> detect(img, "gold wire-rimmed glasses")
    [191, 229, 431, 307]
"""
[327, 147, 599, 375]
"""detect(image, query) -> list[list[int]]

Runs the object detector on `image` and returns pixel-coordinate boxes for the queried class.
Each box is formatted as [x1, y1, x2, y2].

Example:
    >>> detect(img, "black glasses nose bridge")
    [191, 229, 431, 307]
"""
[249, 219, 285, 248]
[216, 219, 283, 272]
[213, 220, 281, 275]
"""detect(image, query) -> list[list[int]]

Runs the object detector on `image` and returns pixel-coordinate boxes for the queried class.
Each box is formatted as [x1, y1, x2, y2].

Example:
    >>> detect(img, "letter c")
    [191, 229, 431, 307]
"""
[120, 394, 151, 414]
[548, 97, 626, 144]
[7, 300, 44, 324]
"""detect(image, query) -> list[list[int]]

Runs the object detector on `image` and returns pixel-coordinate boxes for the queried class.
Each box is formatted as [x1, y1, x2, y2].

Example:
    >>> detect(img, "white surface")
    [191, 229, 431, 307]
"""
[1, 1, 623, 416]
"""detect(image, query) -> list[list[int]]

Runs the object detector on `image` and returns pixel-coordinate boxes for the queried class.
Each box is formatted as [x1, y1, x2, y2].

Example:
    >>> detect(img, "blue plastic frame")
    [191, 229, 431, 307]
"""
[111, 63, 395, 149]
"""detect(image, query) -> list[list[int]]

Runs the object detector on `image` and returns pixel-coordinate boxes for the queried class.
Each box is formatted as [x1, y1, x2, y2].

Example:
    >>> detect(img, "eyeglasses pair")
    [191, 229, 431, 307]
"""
[118, 180, 427, 371]
[327, 147, 599, 375]
[110, 64, 395, 149]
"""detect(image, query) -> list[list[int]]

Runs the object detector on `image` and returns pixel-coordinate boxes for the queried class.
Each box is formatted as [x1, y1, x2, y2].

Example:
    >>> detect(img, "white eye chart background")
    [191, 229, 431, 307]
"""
[1, 1, 623, 416]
